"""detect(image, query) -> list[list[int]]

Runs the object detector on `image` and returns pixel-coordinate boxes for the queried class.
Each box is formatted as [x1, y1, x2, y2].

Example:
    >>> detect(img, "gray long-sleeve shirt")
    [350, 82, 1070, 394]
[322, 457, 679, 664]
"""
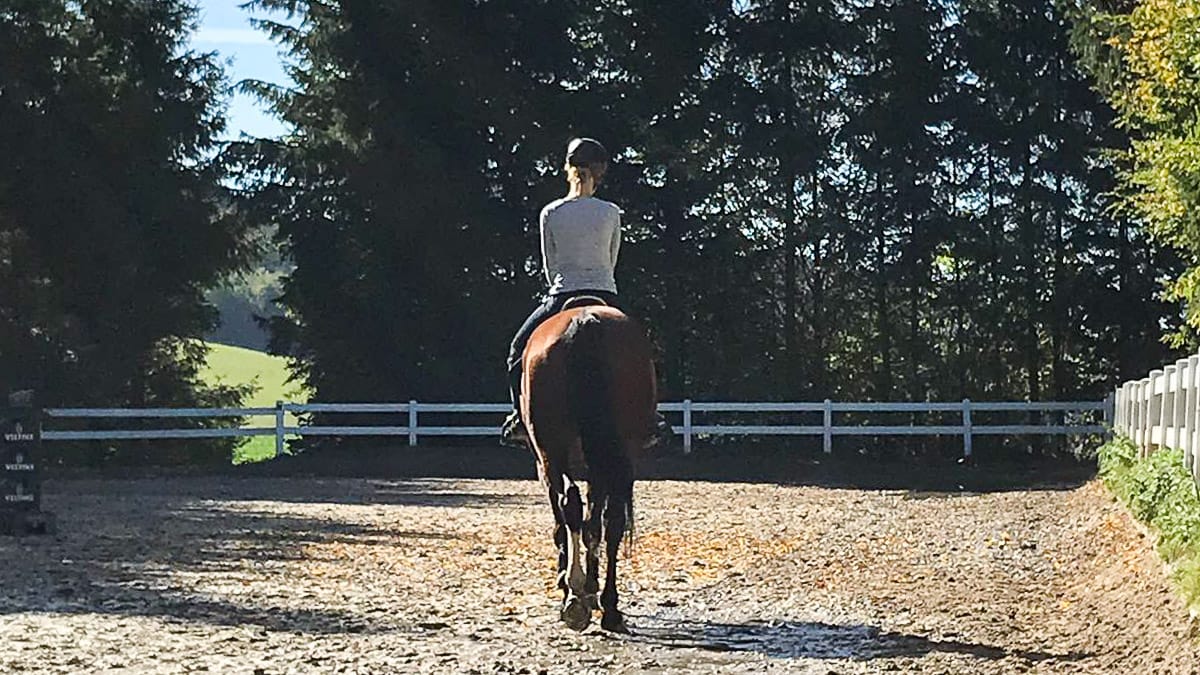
[540, 196, 621, 295]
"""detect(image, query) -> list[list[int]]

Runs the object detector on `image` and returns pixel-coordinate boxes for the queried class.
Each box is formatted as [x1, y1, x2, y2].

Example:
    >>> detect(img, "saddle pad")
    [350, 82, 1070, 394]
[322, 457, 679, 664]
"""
[562, 295, 609, 310]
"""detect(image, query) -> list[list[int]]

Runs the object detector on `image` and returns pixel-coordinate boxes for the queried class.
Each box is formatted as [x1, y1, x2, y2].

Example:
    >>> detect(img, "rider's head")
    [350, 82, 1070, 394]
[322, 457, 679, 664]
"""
[565, 137, 608, 189]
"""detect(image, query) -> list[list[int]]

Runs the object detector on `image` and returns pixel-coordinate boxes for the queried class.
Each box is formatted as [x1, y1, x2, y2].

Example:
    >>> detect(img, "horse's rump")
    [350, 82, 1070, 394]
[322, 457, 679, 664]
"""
[521, 306, 656, 478]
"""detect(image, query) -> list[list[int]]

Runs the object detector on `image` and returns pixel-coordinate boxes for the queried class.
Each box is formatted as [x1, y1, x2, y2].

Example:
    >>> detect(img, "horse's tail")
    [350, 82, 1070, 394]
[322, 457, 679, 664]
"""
[564, 310, 635, 554]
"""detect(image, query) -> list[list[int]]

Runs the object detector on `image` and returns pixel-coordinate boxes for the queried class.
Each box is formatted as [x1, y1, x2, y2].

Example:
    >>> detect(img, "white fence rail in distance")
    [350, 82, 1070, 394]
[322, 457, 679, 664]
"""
[43, 399, 1110, 457]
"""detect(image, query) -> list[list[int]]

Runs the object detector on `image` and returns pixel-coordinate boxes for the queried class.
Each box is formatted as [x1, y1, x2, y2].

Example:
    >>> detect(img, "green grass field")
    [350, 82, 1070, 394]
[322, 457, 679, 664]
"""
[199, 342, 309, 464]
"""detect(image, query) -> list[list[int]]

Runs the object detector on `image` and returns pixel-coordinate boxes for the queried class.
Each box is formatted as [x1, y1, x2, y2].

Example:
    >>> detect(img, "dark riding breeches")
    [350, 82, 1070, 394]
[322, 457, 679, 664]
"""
[507, 290, 620, 407]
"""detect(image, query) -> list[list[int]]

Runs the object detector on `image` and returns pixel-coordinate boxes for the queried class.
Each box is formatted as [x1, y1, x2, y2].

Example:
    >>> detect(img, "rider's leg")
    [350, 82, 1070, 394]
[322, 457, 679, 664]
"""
[502, 296, 563, 445]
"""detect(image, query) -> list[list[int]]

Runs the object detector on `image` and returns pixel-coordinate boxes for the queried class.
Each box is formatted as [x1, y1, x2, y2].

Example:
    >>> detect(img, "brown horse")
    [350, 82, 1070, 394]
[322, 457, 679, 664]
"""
[520, 300, 657, 633]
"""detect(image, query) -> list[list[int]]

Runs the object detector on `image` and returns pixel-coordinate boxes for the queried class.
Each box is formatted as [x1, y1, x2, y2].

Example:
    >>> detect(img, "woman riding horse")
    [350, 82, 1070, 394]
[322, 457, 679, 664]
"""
[501, 137, 670, 447]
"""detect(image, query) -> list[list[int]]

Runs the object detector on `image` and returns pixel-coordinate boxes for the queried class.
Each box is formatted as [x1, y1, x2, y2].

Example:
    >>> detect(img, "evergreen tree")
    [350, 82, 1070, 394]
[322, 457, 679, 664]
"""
[239, 0, 1181, 447]
[0, 0, 250, 412]
[840, 0, 952, 400]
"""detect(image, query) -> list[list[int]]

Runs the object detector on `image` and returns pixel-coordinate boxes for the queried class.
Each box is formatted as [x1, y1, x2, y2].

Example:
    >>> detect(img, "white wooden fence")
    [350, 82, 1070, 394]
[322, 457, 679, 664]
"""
[42, 399, 1109, 457]
[1113, 354, 1200, 486]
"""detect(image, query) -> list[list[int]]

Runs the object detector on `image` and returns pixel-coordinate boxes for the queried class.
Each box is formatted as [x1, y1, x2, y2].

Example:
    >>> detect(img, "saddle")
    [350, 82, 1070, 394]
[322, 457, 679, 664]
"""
[561, 295, 609, 311]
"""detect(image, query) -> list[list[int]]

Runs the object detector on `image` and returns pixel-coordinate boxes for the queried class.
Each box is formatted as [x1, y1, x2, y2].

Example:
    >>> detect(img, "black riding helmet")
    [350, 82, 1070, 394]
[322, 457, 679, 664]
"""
[566, 137, 609, 168]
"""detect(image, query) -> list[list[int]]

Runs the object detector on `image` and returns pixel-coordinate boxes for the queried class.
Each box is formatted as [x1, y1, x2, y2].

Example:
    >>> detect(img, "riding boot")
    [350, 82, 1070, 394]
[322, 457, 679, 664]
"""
[501, 363, 530, 447]
[501, 410, 529, 447]
[643, 412, 675, 449]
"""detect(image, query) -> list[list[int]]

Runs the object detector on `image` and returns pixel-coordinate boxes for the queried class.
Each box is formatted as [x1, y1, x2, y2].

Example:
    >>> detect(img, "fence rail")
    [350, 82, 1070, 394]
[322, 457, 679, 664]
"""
[1113, 354, 1200, 487]
[41, 399, 1109, 457]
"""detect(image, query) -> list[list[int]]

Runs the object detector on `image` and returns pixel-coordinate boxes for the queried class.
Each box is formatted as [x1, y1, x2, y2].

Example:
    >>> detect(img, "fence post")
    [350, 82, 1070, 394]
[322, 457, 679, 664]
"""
[1102, 392, 1114, 440]
[1148, 370, 1164, 455]
[408, 400, 418, 447]
[1187, 353, 1200, 490]
[962, 398, 973, 459]
[1190, 355, 1200, 473]
[1194, 360, 1200, 488]
[823, 399, 832, 454]
[1162, 366, 1173, 448]
[1139, 378, 1151, 452]
[1123, 382, 1133, 434]
[682, 399, 693, 455]
[274, 400, 285, 458]
[1123, 384, 1132, 441]
[1125, 382, 1134, 432]
[1172, 363, 1186, 447]
[1180, 359, 1194, 460]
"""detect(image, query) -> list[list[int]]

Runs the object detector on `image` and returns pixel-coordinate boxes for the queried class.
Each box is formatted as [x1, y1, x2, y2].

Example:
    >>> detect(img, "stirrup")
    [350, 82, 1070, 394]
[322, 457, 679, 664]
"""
[500, 413, 530, 448]
[643, 414, 674, 449]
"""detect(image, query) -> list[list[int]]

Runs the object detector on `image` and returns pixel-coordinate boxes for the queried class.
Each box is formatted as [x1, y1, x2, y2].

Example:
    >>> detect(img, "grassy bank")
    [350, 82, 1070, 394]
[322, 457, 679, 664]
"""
[1098, 436, 1200, 613]
[199, 342, 308, 463]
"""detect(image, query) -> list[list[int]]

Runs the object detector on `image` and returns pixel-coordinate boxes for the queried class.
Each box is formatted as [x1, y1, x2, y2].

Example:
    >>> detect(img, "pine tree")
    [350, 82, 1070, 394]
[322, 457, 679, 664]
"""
[0, 0, 250, 412]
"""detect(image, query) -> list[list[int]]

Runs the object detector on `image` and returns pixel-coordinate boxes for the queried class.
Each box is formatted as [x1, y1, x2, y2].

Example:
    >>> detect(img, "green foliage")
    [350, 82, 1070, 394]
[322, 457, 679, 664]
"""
[236, 0, 589, 401]
[232, 436, 278, 464]
[0, 0, 253, 412]
[230, 0, 1178, 458]
[0, 0, 257, 464]
[206, 226, 290, 351]
[1071, 0, 1200, 347]
[0, 0, 1188, 464]
[1098, 436, 1200, 611]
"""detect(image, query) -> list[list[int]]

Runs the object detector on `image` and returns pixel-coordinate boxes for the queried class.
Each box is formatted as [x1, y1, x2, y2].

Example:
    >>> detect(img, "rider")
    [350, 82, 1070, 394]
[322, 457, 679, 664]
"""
[501, 137, 671, 447]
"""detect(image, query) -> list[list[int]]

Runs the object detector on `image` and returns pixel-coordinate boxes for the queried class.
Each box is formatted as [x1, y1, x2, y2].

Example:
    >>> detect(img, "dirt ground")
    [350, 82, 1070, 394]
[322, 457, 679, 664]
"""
[1, 448, 1197, 674]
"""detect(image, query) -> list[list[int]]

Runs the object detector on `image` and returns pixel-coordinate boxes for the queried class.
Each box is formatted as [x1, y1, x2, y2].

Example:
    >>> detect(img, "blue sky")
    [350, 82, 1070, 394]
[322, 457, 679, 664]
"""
[189, 0, 292, 139]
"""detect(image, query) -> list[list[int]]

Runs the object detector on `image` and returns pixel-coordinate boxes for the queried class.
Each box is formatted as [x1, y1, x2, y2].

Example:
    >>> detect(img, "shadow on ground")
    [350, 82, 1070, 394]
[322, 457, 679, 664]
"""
[0, 483, 465, 633]
[220, 443, 1096, 493]
[621, 615, 1094, 665]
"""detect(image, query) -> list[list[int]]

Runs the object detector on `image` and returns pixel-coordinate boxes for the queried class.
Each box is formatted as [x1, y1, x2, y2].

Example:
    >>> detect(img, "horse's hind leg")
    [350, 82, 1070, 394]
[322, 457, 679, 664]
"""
[582, 482, 605, 611]
[551, 473, 591, 631]
[551, 502, 568, 599]
[600, 481, 632, 633]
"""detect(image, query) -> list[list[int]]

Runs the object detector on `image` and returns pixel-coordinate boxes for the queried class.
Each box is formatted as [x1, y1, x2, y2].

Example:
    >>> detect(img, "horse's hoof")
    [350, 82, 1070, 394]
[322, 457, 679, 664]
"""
[583, 594, 601, 611]
[560, 597, 591, 631]
[601, 611, 629, 634]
